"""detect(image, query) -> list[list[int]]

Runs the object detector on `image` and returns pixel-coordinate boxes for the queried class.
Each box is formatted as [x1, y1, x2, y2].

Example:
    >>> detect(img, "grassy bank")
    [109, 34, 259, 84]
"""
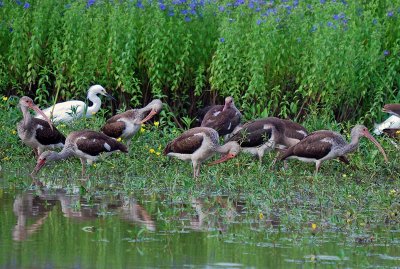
[0, 97, 399, 231]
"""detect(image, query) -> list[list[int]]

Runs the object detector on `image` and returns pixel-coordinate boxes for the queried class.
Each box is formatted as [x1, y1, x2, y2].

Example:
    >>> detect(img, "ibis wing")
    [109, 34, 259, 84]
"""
[291, 133, 333, 159]
[105, 110, 137, 124]
[229, 125, 271, 147]
[282, 119, 308, 140]
[101, 121, 126, 138]
[76, 131, 127, 156]
[33, 119, 66, 146]
[164, 130, 204, 155]
[201, 107, 241, 135]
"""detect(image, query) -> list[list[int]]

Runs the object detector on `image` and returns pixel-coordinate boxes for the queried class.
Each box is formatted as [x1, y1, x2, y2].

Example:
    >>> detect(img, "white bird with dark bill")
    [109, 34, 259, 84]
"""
[279, 125, 389, 175]
[31, 130, 128, 179]
[164, 127, 241, 178]
[201, 96, 242, 138]
[101, 99, 163, 147]
[35, 85, 114, 123]
[17, 96, 66, 158]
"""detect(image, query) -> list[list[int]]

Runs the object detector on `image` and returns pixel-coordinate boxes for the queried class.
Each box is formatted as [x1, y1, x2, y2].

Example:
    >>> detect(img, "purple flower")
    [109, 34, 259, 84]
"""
[387, 11, 394, 17]
[310, 25, 318, 32]
[372, 18, 377, 25]
[0, 1, 4, 7]
[320, 0, 326, 3]
[23, 1, 29, 8]
[159, 3, 166, 10]
[257, 19, 262, 25]
[87, 0, 95, 8]
[384, 50, 390, 56]
[219, 37, 225, 43]
[333, 14, 340, 20]
[293, 0, 299, 7]
[327, 21, 334, 27]
[168, 10, 174, 16]
[16, 0, 21, 5]
[218, 5, 224, 12]
[184, 16, 191, 22]
[307, 4, 312, 9]
[181, 9, 188, 15]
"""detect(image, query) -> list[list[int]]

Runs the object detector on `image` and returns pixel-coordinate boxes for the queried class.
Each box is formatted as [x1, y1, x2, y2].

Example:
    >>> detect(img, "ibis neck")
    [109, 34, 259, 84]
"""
[86, 92, 101, 116]
[21, 106, 31, 126]
[216, 142, 235, 154]
[342, 133, 361, 155]
[53, 148, 74, 161]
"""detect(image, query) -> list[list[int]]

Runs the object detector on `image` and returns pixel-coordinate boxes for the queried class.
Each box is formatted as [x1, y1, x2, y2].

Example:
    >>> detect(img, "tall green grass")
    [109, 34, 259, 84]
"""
[0, 0, 399, 124]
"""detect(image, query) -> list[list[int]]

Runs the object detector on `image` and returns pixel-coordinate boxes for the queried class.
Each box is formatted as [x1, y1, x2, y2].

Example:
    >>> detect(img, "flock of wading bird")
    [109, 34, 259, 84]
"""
[16, 85, 398, 184]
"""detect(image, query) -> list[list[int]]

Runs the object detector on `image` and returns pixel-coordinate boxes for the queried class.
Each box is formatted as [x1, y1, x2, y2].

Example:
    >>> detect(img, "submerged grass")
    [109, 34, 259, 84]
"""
[0, 97, 399, 234]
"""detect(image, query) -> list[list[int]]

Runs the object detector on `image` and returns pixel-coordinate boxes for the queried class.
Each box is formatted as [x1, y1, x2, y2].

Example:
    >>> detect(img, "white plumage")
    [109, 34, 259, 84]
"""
[35, 85, 114, 123]
[373, 115, 400, 135]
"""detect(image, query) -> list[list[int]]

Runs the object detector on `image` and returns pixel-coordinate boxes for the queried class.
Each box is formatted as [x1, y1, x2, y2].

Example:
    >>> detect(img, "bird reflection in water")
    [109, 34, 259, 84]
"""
[12, 190, 155, 241]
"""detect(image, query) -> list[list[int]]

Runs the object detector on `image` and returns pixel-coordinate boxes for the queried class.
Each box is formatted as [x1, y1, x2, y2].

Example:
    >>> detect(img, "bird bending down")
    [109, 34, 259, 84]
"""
[35, 85, 114, 123]
[201, 96, 242, 138]
[279, 125, 388, 175]
[164, 127, 241, 178]
[31, 130, 128, 179]
[226, 117, 284, 164]
[101, 99, 163, 147]
[17, 97, 66, 158]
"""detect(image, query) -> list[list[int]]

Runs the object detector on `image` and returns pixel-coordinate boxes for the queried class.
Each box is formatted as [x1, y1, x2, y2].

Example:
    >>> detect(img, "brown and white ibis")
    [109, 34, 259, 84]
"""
[163, 127, 241, 178]
[17, 96, 66, 158]
[101, 99, 163, 147]
[35, 85, 115, 123]
[383, 104, 400, 117]
[279, 125, 389, 175]
[226, 117, 285, 164]
[200, 96, 242, 138]
[31, 130, 128, 179]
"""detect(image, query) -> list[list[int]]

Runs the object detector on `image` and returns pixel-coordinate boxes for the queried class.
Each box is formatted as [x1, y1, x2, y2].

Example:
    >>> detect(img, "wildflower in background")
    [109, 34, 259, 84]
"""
[159, 3, 166, 10]
[307, 4, 312, 9]
[384, 50, 390, 56]
[11, 130, 17, 135]
[0, 1, 4, 7]
[310, 25, 318, 32]
[259, 212, 264, 220]
[156, 152, 161, 156]
[16, 0, 21, 5]
[219, 37, 225, 43]
[387, 11, 394, 17]
[23, 2, 29, 8]
[293, 0, 299, 7]
[372, 18, 377, 25]
[87, 0, 95, 8]
[327, 21, 334, 28]
[91, 111, 96, 115]
[116, 137, 122, 142]
[2, 96, 8, 101]
[181, 9, 188, 15]
[2, 157, 10, 161]
[257, 19, 262, 25]
[184, 16, 191, 22]
[218, 5, 225, 12]
[140, 126, 145, 133]
[137, 1, 144, 9]
[311, 223, 317, 230]
[389, 189, 396, 196]
[168, 8, 174, 16]
[320, 0, 326, 4]
[149, 148, 155, 154]
[154, 121, 159, 127]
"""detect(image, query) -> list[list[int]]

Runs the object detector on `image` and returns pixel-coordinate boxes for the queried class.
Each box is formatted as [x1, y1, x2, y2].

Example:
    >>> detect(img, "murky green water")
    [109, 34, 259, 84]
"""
[1, 188, 399, 269]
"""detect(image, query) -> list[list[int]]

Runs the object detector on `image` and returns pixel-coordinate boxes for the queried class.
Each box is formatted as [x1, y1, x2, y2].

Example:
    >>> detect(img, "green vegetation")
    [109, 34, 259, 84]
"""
[0, 0, 399, 123]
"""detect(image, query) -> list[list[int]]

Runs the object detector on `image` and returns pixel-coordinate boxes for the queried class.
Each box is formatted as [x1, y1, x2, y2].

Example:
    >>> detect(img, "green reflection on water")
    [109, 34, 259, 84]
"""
[0, 190, 399, 269]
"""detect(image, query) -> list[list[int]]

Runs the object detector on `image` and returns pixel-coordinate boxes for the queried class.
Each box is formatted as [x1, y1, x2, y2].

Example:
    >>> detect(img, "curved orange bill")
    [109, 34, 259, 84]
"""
[365, 132, 389, 163]
[208, 153, 236, 166]
[31, 104, 53, 131]
[31, 159, 46, 176]
[140, 109, 157, 124]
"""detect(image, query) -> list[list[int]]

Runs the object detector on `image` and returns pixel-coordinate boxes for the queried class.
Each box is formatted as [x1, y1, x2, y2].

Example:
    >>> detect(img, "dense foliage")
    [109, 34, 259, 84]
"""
[0, 0, 399, 124]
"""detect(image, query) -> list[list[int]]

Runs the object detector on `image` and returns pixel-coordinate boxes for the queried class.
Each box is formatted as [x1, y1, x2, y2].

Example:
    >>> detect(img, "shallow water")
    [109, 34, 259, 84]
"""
[0, 188, 399, 269]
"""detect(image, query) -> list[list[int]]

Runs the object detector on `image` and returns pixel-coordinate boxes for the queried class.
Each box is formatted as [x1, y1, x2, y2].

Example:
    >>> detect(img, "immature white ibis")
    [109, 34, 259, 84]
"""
[101, 99, 163, 147]
[279, 125, 389, 175]
[383, 104, 400, 117]
[31, 130, 128, 179]
[163, 127, 241, 178]
[17, 97, 66, 158]
[226, 117, 284, 164]
[35, 85, 114, 123]
[200, 96, 242, 137]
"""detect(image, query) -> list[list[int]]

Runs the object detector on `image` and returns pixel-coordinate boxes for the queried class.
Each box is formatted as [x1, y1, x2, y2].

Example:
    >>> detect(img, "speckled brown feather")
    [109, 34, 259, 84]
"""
[101, 121, 126, 138]
[282, 119, 308, 140]
[280, 131, 336, 160]
[201, 105, 241, 136]
[164, 128, 208, 155]
[74, 131, 128, 156]
[32, 118, 65, 146]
